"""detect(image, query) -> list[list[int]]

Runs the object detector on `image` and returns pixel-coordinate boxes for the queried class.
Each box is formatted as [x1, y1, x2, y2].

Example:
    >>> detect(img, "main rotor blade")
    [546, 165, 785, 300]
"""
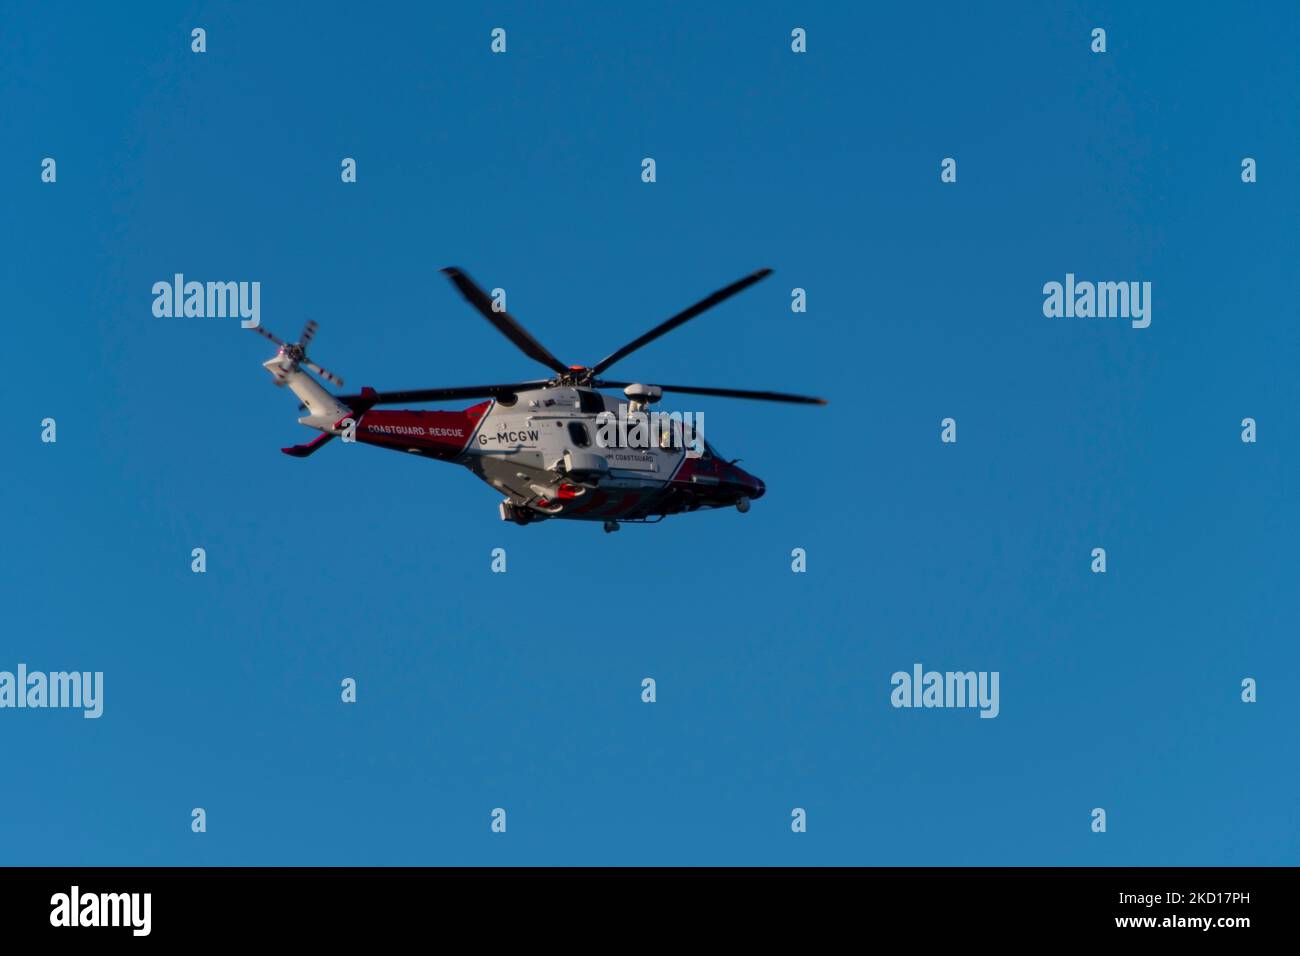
[595, 379, 826, 405]
[440, 267, 570, 376]
[300, 319, 318, 348]
[589, 268, 773, 376]
[334, 381, 551, 407]
[252, 326, 285, 346]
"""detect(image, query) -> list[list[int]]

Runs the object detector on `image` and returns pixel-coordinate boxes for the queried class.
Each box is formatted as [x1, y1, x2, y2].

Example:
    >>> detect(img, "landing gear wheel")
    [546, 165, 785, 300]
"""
[603, 520, 620, 533]
[736, 496, 751, 514]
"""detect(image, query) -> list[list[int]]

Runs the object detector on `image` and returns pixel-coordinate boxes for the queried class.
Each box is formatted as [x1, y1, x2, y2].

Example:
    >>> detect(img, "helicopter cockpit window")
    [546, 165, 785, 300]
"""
[577, 390, 605, 414]
[567, 422, 591, 448]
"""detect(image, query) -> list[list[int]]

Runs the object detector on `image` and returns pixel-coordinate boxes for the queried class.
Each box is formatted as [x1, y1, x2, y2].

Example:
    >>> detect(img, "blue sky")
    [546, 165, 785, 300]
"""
[2, 1, 1297, 865]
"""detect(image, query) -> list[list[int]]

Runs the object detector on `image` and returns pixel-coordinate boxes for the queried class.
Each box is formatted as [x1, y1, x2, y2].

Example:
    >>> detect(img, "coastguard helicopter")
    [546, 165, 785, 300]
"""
[253, 267, 825, 532]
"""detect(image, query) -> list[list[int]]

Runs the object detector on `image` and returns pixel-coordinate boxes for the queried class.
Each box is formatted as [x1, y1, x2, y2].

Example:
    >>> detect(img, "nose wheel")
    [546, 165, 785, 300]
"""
[603, 520, 620, 533]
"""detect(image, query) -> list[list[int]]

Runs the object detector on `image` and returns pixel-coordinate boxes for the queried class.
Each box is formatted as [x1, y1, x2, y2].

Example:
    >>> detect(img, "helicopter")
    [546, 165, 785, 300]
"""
[253, 267, 825, 532]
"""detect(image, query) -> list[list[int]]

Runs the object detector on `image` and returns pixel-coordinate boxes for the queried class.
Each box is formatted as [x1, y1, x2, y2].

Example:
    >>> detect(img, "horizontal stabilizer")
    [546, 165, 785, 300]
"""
[281, 432, 335, 458]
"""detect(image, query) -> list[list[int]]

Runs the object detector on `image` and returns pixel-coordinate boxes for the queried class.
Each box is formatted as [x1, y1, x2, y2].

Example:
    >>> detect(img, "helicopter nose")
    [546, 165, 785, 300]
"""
[732, 465, 765, 500]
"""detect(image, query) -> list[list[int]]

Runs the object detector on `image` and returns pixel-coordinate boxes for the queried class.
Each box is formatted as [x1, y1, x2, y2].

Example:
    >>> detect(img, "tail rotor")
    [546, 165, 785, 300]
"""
[304, 359, 344, 387]
[252, 325, 285, 347]
[253, 319, 345, 388]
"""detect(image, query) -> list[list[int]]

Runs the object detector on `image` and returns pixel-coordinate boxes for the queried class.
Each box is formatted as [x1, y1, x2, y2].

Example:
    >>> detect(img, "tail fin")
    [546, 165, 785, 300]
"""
[266, 360, 349, 425]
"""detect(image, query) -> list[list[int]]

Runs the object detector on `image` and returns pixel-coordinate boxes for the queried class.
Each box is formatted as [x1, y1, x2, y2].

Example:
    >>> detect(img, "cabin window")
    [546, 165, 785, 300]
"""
[577, 390, 605, 414]
[567, 422, 591, 447]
